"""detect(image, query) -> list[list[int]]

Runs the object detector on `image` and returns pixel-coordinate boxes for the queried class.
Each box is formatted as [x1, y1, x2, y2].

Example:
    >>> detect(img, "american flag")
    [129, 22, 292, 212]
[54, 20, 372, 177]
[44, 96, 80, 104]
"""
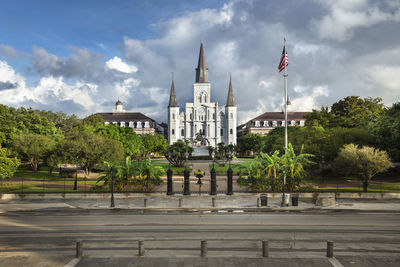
[278, 43, 288, 73]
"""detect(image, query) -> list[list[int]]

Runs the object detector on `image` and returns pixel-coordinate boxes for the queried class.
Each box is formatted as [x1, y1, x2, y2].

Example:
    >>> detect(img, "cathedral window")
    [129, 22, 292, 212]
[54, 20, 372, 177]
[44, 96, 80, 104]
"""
[207, 110, 210, 120]
[299, 120, 305, 126]
[181, 129, 184, 136]
[230, 113, 233, 119]
[221, 129, 223, 136]
[172, 129, 175, 135]
[129, 121, 134, 127]
[190, 113, 193, 120]
[199, 96, 201, 103]
[207, 125, 210, 136]
[213, 113, 215, 119]
[120, 121, 125, 127]
[144, 121, 150, 128]
[172, 113, 175, 119]
[230, 129, 233, 135]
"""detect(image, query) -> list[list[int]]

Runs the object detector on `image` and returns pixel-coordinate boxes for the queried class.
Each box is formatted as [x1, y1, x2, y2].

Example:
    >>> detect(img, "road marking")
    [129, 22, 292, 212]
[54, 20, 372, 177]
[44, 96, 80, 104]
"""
[328, 257, 344, 267]
[64, 257, 81, 267]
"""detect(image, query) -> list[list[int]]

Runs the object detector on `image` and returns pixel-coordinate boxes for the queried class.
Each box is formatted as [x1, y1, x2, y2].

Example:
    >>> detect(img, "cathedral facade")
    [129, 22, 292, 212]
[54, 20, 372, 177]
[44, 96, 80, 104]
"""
[168, 42, 237, 147]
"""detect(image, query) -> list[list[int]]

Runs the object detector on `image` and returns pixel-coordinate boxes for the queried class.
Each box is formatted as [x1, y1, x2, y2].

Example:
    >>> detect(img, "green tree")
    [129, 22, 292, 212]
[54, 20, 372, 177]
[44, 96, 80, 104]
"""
[334, 144, 392, 192]
[63, 130, 124, 178]
[238, 133, 265, 156]
[13, 134, 56, 172]
[142, 134, 168, 156]
[369, 102, 400, 161]
[0, 145, 20, 182]
[165, 140, 193, 167]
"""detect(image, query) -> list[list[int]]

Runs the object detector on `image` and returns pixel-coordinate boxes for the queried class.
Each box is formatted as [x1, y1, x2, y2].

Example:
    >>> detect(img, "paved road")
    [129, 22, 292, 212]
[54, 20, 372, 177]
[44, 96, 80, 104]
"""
[0, 209, 399, 266]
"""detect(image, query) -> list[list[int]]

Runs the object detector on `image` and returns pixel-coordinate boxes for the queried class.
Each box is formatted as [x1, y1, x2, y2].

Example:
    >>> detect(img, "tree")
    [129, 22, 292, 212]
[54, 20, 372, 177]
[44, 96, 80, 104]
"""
[13, 134, 56, 172]
[165, 140, 193, 167]
[238, 133, 265, 156]
[334, 144, 392, 192]
[142, 134, 168, 156]
[0, 145, 20, 182]
[369, 102, 400, 161]
[63, 130, 124, 178]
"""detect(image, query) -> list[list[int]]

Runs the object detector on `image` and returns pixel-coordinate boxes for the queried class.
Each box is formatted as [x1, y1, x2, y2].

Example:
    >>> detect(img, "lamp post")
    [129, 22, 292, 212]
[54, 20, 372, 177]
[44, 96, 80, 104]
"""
[167, 151, 173, 195]
[73, 159, 78, 191]
[281, 166, 288, 207]
[210, 151, 217, 195]
[110, 168, 115, 208]
[226, 150, 233, 195]
[183, 151, 190, 195]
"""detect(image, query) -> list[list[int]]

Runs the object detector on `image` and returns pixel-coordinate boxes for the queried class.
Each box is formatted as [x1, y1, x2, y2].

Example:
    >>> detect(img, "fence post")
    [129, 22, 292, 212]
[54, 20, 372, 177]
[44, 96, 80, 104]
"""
[76, 240, 83, 258]
[262, 240, 269, 258]
[212, 198, 216, 207]
[183, 168, 190, 195]
[210, 168, 217, 195]
[226, 168, 233, 195]
[326, 240, 334, 258]
[201, 240, 207, 257]
[139, 240, 145, 256]
[167, 168, 173, 195]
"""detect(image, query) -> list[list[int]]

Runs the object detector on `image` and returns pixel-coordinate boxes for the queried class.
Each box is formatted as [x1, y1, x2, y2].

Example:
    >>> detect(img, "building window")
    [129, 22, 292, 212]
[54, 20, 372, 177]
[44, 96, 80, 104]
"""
[144, 121, 150, 128]
[230, 129, 233, 135]
[207, 110, 210, 120]
[263, 121, 268, 127]
[137, 121, 142, 128]
[299, 120, 305, 126]
[172, 113, 175, 119]
[104, 121, 109, 125]
[120, 121, 125, 127]
[281, 121, 285, 127]
[190, 113, 193, 120]
[199, 96, 201, 103]
[112, 121, 117, 125]
[129, 121, 134, 127]
[272, 121, 277, 127]
[207, 125, 210, 136]
[230, 113, 233, 119]
[291, 120, 296, 126]
[181, 129, 184, 136]
[221, 128, 223, 136]
[213, 113, 215, 119]
[254, 121, 260, 127]
[172, 129, 175, 135]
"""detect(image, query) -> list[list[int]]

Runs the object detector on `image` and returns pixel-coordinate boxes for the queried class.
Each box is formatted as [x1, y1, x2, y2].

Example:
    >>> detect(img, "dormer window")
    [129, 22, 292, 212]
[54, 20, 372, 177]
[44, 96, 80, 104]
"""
[272, 121, 277, 127]
[282, 121, 285, 127]
[112, 121, 117, 125]
[291, 120, 296, 126]
[129, 121, 134, 128]
[299, 120, 305, 126]
[137, 121, 142, 128]
[144, 121, 150, 128]
[120, 121, 125, 127]
[104, 121, 109, 125]
[254, 121, 260, 127]
[263, 121, 269, 127]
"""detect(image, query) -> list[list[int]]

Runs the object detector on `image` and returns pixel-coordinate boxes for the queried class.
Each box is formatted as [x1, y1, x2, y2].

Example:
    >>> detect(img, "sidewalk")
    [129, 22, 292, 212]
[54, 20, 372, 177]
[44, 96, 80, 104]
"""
[1, 193, 400, 213]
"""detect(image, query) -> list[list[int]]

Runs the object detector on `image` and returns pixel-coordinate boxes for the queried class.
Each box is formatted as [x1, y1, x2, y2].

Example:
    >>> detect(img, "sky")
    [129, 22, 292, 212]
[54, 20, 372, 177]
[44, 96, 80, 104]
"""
[0, 0, 399, 124]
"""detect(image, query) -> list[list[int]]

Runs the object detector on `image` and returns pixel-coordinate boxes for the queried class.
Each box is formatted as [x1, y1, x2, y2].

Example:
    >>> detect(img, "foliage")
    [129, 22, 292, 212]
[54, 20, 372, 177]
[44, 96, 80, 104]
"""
[0, 145, 20, 181]
[238, 133, 266, 155]
[305, 96, 384, 128]
[165, 140, 194, 167]
[369, 102, 400, 161]
[238, 143, 314, 192]
[98, 157, 164, 192]
[62, 130, 124, 178]
[141, 134, 168, 156]
[13, 134, 56, 172]
[333, 144, 392, 192]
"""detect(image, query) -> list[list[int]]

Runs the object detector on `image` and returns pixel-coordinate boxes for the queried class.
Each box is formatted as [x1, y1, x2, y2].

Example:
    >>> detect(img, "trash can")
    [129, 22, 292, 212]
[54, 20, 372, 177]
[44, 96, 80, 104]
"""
[260, 194, 268, 206]
[292, 195, 299, 206]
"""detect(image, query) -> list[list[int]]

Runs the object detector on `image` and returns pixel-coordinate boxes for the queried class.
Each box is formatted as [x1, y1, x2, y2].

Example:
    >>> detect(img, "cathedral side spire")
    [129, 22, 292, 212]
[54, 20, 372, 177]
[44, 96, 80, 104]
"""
[168, 76, 178, 107]
[195, 41, 208, 83]
[226, 74, 236, 107]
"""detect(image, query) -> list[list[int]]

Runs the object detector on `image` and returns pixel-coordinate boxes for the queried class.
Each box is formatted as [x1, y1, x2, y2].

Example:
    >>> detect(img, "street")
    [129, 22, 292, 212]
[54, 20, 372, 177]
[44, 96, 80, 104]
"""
[0, 209, 400, 266]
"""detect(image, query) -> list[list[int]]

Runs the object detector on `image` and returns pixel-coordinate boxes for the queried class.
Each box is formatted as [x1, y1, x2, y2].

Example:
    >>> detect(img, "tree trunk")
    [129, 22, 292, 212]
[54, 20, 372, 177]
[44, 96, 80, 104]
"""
[362, 180, 369, 192]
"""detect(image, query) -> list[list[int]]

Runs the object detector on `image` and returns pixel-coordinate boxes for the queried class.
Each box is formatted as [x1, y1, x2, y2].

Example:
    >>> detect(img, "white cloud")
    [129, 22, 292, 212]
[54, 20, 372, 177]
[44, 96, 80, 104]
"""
[106, 56, 138, 73]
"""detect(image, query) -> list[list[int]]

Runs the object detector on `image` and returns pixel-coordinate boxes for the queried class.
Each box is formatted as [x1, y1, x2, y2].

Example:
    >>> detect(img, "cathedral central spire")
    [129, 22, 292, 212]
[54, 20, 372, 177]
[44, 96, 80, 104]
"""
[168, 75, 178, 107]
[226, 74, 236, 107]
[195, 41, 208, 83]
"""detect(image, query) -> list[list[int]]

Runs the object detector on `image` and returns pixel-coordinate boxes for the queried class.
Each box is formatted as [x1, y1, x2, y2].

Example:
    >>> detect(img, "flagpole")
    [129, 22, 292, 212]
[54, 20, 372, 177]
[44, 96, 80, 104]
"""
[282, 38, 288, 206]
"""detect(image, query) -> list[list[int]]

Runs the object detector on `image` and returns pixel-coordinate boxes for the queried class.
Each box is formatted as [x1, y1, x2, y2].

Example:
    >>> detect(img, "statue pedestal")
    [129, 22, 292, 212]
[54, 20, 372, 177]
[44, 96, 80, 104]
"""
[192, 146, 209, 157]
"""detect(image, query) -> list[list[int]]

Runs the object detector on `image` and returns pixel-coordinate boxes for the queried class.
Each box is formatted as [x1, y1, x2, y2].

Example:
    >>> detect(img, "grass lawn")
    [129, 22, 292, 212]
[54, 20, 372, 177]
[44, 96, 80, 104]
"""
[210, 161, 252, 175]
[152, 162, 193, 175]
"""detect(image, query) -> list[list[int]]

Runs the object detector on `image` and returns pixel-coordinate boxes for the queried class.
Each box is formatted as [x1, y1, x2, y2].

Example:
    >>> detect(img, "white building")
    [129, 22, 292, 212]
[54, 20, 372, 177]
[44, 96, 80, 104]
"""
[168, 42, 237, 147]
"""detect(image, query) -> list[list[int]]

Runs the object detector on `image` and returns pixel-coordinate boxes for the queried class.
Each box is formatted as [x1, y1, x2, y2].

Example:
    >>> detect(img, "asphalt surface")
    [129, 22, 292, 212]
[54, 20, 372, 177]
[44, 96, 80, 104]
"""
[1, 208, 400, 266]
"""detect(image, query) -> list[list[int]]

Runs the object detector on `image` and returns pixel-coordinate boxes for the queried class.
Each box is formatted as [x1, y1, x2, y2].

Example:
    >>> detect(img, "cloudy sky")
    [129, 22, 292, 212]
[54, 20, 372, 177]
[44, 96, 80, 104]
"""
[0, 0, 399, 124]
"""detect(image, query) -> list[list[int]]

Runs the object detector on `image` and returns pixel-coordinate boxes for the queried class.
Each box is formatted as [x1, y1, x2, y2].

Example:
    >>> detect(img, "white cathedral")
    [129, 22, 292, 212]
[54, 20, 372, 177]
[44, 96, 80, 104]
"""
[168, 42, 237, 147]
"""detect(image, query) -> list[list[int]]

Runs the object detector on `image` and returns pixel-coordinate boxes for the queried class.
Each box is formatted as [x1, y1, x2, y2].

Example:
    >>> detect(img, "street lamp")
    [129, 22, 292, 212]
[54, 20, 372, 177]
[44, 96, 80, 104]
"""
[183, 151, 190, 195]
[110, 168, 115, 208]
[73, 158, 78, 190]
[167, 151, 173, 195]
[210, 150, 217, 195]
[281, 165, 288, 207]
